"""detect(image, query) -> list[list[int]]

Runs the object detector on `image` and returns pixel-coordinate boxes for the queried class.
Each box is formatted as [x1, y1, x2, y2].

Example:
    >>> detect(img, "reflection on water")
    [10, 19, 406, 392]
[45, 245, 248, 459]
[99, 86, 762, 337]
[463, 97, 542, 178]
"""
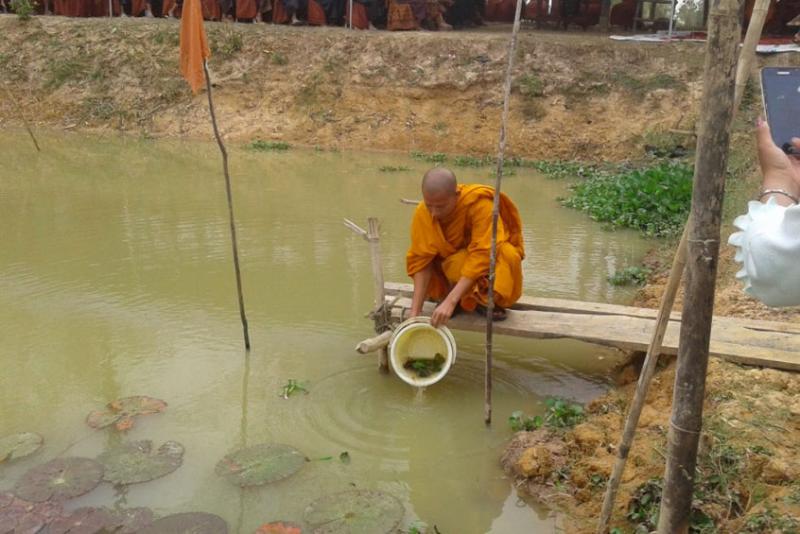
[0, 131, 652, 533]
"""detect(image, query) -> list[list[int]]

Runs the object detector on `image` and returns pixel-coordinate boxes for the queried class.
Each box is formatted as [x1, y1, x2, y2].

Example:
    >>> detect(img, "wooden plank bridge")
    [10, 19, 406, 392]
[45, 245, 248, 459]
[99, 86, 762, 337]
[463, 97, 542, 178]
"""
[382, 282, 800, 372]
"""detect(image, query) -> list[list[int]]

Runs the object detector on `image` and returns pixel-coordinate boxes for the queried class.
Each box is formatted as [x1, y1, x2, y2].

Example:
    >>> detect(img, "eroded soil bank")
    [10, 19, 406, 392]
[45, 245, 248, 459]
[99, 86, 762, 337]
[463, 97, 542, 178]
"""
[2, 15, 800, 532]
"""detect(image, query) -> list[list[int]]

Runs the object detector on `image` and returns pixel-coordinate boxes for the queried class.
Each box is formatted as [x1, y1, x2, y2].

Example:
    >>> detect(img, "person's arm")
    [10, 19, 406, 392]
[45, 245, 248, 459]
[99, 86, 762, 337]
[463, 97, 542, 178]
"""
[410, 264, 433, 318]
[727, 121, 800, 307]
[430, 276, 474, 327]
[756, 118, 800, 206]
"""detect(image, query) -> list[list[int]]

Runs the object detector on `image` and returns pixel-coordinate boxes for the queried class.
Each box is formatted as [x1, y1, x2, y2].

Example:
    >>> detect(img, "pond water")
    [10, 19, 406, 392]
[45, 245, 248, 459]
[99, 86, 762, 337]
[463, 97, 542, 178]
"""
[0, 131, 653, 533]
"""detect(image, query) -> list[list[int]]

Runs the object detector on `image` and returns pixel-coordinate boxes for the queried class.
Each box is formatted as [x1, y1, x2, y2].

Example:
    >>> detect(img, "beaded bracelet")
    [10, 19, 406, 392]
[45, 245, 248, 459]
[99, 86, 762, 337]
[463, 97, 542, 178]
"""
[758, 189, 800, 204]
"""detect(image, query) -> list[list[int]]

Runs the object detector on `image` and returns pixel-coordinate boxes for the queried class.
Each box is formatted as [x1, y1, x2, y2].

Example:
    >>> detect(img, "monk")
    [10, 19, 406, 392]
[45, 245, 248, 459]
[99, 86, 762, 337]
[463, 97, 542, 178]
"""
[406, 167, 525, 327]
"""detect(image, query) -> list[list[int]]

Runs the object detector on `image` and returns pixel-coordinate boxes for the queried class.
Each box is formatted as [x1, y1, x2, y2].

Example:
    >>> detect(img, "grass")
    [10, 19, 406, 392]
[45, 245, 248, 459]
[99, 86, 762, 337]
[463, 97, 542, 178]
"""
[518, 73, 544, 98]
[410, 151, 447, 163]
[217, 30, 244, 58]
[561, 161, 693, 238]
[10, 0, 37, 20]
[45, 56, 89, 89]
[608, 266, 650, 286]
[508, 398, 585, 432]
[248, 140, 290, 151]
[270, 52, 288, 66]
[378, 166, 411, 172]
[152, 28, 180, 47]
[741, 509, 799, 533]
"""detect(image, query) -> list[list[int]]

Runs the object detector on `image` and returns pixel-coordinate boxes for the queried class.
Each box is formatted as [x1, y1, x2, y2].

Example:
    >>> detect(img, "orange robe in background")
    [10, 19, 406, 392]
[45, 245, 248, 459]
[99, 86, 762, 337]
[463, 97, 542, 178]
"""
[406, 184, 525, 311]
[236, 0, 257, 18]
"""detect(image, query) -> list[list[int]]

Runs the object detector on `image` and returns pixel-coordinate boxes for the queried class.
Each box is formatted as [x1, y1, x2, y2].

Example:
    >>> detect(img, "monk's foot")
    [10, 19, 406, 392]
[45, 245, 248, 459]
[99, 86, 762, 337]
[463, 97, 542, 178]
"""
[368, 22, 377, 30]
[145, 8, 153, 16]
[291, 14, 304, 25]
[475, 305, 507, 321]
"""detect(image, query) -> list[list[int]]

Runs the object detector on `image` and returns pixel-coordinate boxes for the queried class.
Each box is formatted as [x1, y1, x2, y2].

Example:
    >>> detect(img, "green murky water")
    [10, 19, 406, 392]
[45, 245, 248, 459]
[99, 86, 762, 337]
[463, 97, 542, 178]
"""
[0, 131, 653, 533]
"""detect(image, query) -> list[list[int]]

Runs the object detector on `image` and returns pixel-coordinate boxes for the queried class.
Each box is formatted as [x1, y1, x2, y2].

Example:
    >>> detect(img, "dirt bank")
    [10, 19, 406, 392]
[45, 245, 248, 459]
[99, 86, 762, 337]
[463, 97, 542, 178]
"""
[0, 15, 713, 158]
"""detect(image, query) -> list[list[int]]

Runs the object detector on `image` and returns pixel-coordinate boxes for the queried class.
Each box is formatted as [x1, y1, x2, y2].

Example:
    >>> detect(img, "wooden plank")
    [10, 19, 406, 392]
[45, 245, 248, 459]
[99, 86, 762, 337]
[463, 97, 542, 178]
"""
[386, 295, 800, 372]
[384, 282, 800, 334]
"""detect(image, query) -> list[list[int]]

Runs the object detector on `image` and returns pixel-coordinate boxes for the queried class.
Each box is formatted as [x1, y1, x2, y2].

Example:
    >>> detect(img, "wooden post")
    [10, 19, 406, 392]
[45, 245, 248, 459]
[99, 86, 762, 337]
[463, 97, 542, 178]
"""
[657, 0, 742, 530]
[344, 217, 390, 373]
[4, 86, 41, 152]
[733, 0, 770, 113]
[596, 221, 689, 533]
[367, 218, 390, 373]
[485, 0, 524, 426]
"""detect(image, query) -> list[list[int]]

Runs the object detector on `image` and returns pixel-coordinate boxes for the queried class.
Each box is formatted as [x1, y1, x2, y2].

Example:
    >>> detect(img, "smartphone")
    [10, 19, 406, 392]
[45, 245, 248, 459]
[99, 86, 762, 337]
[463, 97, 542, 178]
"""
[761, 67, 800, 156]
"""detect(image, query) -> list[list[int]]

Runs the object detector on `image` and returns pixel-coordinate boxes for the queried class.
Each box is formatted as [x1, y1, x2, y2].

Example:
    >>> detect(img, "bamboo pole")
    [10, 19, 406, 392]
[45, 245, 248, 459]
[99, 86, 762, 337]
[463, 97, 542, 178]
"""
[4, 86, 41, 152]
[485, 0, 524, 426]
[656, 0, 742, 530]
[596, 220, 689, 533]
[343, 217, 389, 372]
[733, 0, 770, 114]
[367, 218, 389, 373]
[202, 60, 251, 351]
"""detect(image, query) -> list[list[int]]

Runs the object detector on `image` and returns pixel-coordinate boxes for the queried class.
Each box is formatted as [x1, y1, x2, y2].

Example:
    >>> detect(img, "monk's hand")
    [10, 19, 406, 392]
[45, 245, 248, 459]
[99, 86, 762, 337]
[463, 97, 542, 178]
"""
[757, 119, 800, 201]
[431, 299, 456, 328]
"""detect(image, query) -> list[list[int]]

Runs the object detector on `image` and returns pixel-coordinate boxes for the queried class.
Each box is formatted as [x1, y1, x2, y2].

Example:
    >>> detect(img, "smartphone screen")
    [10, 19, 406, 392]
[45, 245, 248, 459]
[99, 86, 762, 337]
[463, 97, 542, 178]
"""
[761, 67, 800, 155]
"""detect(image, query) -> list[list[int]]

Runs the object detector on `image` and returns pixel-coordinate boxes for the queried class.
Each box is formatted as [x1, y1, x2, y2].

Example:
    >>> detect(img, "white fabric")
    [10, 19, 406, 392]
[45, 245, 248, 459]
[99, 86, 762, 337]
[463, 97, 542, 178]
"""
[728, 197, 800, 307]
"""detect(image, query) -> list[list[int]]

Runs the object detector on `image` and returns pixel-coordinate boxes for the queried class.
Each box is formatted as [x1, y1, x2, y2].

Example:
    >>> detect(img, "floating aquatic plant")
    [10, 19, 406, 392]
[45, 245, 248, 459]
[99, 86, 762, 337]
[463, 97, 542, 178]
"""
[0, 432, 43, 463]
[47, 506, 154, 534]
[137, 512, 228, 534]
[0, 492, 63, 533]
[280, 379, 308, 399]
[215, 443, 306, 487]
[14, 457, 104, 502]
[97, 440, 184, 485]
[86, 396, 167, 432]
[303, 490, 404, 534]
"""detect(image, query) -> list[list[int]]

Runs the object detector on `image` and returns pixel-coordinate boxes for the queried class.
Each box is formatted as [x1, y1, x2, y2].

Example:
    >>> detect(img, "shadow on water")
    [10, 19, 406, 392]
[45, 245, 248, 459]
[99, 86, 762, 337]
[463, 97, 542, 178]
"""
[0, 130, 655, 533]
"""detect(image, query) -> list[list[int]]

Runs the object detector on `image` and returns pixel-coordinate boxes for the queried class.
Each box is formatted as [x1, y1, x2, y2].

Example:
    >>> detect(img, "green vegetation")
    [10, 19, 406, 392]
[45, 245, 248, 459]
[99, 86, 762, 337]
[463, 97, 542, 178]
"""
[508, 398, 585, 432]
[452, 155, 493, 168]
[218, 30, 243, 58]
[529, 160, 598, 180]
[626, 478, 715, 533]
[378, 165, 411, 172]
[270, 52, 288, 66]
[10, 0, 37, 20]
[152, 28, 180, 47]
[45, 56, 89, 89]
[403, 354, 446, 378]
[248, 140, 291, 151]
[410, 151, 447, 164]
[561, 162, 693, 238]
[608, 266, 650, 287]
[279, 379, 308, 399]
[518, 73, 544, 98]
[741, 509, 799, 533]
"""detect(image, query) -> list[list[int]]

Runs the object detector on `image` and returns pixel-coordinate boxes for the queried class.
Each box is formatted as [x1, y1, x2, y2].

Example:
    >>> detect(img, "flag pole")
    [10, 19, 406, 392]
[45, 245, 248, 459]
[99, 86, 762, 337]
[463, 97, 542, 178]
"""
[202, 59, 252, 351]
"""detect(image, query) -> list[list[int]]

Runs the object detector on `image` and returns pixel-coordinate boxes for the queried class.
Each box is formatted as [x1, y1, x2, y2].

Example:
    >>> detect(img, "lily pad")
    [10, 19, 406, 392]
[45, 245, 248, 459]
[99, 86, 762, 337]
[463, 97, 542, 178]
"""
[215, 443, 306, 487]
[13, 457, 104, 502]
[255, 521, 303, 534]
[97, 440, 184, 485]
[0, 433, 43, 464]
[46, 506, 154, 534]
[0, 493, 63, 534]
[303, 490, 404, 534]
[86, 396, 167, 432]
[137, 512, 228, 534]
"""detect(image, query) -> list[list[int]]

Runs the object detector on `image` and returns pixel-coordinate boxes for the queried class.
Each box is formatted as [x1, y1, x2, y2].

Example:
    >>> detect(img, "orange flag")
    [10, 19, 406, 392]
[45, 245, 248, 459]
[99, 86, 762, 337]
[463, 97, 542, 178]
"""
[179, 0, 210, 94]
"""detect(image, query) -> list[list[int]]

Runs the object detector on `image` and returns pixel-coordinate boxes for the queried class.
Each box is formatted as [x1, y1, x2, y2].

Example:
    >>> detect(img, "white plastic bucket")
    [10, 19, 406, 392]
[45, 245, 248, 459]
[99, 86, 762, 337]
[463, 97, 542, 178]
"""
[389, 317, 457, 387]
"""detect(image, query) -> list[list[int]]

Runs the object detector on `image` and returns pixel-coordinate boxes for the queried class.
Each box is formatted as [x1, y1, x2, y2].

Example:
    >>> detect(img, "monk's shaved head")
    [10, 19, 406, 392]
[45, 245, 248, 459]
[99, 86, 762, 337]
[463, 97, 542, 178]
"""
[422, 167, 458, 196]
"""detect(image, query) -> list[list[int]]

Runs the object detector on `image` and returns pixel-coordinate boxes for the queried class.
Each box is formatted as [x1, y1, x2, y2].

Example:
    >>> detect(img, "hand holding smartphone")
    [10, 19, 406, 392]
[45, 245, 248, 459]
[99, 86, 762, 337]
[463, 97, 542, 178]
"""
[761, 67, 800, 156]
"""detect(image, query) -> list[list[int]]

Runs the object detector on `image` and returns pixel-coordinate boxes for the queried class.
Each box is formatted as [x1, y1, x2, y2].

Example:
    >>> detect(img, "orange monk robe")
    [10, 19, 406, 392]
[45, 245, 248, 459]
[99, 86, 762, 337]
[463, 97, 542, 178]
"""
[406, 184, 525, 312]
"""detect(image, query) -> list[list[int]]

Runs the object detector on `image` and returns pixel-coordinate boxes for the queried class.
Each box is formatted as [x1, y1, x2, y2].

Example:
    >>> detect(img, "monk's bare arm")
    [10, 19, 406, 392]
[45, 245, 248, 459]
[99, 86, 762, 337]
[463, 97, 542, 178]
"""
[431, 276, 474, 327]
[410, 264, 434, 317]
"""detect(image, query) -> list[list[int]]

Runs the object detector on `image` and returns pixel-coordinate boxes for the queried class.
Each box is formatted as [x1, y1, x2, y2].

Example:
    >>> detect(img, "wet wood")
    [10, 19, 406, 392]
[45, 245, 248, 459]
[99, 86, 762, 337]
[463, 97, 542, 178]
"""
[355, 330, 393, 354]
[366, 218, 390, 373]
[657, 0, 743, 528]
[383, 283, 800, 372]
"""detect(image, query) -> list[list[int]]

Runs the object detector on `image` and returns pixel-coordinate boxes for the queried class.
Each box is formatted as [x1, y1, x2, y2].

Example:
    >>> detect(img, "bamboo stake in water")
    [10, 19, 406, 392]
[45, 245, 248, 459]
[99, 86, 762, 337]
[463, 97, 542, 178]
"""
[4, 86, 41, 152]
[203, 60, 251, 351]
[485, 0, 524, 426]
